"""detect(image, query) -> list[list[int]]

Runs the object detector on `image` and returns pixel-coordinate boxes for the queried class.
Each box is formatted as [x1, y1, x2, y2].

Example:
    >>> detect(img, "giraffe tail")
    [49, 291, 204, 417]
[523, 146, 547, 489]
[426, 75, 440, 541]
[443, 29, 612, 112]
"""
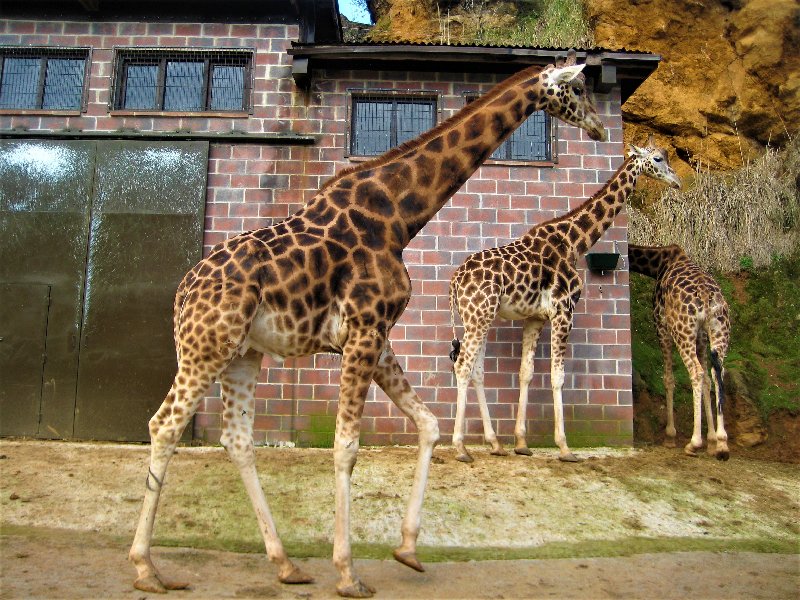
[710, 349, 725, 413]
[449, 338, 461, 363]
[448, 279, 461, 363]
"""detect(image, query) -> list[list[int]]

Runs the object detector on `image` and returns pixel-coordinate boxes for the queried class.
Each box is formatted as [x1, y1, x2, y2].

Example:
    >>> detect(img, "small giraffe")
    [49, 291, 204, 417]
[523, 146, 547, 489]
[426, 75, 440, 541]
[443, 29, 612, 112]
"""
[628, 244, 730, 460]
[449, 137, 680, 463]
[129, 54, 607, 598]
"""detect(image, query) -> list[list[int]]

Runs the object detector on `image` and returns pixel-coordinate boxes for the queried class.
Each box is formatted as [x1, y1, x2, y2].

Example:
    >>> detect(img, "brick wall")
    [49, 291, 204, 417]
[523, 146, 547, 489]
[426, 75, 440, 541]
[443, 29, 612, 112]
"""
[201, 69, 632, 449]
[1, 18, 633, 449]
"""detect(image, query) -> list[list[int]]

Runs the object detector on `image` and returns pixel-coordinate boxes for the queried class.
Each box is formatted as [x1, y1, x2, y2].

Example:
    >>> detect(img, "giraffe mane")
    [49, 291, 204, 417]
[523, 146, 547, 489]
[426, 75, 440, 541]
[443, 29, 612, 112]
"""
[318, 63, 550, 192]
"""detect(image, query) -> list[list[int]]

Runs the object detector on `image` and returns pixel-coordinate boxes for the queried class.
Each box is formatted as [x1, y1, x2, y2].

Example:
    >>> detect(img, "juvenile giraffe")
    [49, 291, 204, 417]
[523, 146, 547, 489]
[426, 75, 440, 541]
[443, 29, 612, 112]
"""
[449, 138, 680, 463]
[129, 55, 607, 598]
[628, 244, 730, 460]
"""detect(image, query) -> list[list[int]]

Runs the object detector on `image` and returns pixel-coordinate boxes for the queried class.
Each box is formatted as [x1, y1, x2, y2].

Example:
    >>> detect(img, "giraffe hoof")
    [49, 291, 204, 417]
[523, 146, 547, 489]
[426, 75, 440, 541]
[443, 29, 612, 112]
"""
[490, 448, 508, 457]
[716, 449, 730, 461]
[684, 445, 700, 457]
[514, 447, 533, 456]
[558, 453, 580, 463]
[134, 574, 189, 593]
[663, 438, 676, 449]
[393, 549, 425, 572]
[455, 453, 474, 463]
[279, 565, 315, 584]
[337, 579, 376, 598]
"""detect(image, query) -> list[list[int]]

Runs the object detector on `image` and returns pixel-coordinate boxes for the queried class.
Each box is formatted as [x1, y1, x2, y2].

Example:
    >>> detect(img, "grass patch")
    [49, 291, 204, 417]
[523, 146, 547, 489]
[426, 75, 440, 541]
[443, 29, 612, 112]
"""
[147, 533, 799, 561]
[630, 253, 800, 420]
[718, 255, 800, 416]
[3, 523, 796, 562]
[428, 0, 594, 48]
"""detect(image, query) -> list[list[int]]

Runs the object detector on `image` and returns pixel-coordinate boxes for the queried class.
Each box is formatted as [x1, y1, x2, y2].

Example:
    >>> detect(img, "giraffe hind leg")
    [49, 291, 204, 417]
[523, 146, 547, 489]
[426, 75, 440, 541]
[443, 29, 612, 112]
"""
[372, 343, 439, 574]
[550, 313, 579, 463]
[709, 349, 730, 461]
[129, 363, 220, 593]
[219, 350, 313, 584]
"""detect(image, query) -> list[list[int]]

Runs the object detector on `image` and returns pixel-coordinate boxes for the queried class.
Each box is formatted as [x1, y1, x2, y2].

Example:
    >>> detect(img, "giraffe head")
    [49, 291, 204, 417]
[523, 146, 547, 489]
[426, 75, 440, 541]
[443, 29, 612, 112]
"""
[540, 50, 606, 142]
[628, 136, 681, 189]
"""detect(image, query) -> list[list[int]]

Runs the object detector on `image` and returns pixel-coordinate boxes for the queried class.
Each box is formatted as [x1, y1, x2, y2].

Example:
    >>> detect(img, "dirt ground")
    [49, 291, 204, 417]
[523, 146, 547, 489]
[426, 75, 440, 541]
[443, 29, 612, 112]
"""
[1, 440, 799, 599]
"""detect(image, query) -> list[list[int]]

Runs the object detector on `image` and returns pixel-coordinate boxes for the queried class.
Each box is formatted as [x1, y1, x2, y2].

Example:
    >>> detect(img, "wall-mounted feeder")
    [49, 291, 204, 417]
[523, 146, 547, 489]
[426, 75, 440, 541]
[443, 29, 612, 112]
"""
[585, 252, 620, 273]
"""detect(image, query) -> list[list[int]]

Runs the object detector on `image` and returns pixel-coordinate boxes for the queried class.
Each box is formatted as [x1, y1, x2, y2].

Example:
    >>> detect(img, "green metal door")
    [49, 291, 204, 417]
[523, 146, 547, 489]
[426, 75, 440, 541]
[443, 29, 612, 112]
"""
[0, 284, 51, 436]
[73, 141, 208, 441]
[0, 140, 95, 438]
[0, 140, 207, 441]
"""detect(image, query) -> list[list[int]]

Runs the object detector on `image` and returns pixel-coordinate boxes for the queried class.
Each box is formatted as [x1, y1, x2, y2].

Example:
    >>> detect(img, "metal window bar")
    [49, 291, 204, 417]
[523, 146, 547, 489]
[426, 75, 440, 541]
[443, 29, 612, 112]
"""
[112, 49, 253, 112]
[0, 47, 88, 111]
[349, 91, 437, 156]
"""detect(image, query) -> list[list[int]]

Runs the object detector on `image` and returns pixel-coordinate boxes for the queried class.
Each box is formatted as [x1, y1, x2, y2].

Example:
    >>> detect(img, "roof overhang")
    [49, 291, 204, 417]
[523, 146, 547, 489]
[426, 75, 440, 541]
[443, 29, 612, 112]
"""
[288, 43, 660, 104]
[1, 0, 343, 43]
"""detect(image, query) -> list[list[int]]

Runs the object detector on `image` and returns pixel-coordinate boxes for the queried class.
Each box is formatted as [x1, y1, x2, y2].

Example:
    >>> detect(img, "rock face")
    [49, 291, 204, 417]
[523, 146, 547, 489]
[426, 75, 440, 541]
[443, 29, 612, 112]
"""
[726, 371, 769, 448]
[365, 0, 799, 174]
[587, 0, 799, 173]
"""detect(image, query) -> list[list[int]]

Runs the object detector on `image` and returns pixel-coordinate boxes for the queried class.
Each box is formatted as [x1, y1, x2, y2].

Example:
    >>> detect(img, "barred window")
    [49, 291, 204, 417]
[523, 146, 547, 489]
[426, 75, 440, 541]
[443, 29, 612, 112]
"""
[350, 93, 437, 156]
[0, 48, 88, 111]
[112, 49, 252, 112]
[467, 94, 552, 162]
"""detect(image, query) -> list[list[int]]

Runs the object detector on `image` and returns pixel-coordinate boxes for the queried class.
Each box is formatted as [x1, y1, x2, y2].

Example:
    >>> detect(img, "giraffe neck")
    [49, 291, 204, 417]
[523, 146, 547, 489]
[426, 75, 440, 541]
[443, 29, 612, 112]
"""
[628, 244, 685, 279]
[537, 156, 642, 258]
[313, 64, 554, 247]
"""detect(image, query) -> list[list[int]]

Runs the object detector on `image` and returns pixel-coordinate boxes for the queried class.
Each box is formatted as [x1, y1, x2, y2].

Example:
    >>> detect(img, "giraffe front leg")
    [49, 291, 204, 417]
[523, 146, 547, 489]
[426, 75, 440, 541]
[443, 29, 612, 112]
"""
[373, 344, 439, 573]
[220, 351, 313, 586]
[551, 314, 579, 463]
[332, 328, 384, 598]
[514, 318, 545, 456]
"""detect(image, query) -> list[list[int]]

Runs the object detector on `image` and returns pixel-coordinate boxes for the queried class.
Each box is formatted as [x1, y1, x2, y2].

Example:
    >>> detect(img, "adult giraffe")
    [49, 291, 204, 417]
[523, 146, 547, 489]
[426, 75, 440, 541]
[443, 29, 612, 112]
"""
[129, 53, 606, 598]
[449, 138, 680, 463]
[628, 243, 731, 460]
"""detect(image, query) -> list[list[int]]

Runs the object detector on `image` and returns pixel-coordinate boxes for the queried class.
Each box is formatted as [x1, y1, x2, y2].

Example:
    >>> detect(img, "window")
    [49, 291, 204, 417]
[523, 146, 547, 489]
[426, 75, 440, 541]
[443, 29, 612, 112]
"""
[466, 94, 553, 162]
[350, 93, 437, 156]
[0, 48, 88, 111]
[112, 49, 252, 112]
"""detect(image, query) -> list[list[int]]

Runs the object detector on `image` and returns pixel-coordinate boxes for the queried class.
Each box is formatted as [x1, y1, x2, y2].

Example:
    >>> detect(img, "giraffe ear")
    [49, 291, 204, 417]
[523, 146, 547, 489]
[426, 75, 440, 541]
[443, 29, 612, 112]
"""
[550, 63, 585, 84]
[646, 134, 656, 148]
[627, 144, 646, 157]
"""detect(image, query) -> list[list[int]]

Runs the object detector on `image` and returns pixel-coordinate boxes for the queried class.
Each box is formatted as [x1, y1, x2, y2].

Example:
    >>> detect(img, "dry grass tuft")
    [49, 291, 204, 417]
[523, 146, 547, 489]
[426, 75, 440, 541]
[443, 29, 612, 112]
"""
[629, 137, 800, 272]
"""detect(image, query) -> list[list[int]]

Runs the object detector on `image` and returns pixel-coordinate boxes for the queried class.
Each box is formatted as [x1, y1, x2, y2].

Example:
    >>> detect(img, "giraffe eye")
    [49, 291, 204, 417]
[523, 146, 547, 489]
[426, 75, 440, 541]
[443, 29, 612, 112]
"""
[653, 156, 663, 163]
[574, 87, 583, 97]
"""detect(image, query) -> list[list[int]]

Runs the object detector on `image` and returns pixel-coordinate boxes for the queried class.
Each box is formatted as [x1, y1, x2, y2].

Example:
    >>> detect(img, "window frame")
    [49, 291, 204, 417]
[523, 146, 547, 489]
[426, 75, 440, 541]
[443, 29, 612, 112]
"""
[110, 48, 254, 116]
[0, 47, 91, 114]
[346, 89, 439, 159]
[464, 92, 558, 166]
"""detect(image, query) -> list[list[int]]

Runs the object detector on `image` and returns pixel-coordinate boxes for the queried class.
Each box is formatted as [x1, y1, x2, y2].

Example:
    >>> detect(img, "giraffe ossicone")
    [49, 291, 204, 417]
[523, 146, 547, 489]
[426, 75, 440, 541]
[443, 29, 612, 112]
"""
[449, 139, 680, 464]
[128, 54, 607, 598]
[628, 243, 731, 460]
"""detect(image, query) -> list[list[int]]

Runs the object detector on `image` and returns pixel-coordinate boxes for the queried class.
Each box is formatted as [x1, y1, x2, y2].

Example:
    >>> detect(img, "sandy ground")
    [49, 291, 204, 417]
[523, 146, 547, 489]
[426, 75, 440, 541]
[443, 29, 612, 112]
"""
[1, 440, 799, 599]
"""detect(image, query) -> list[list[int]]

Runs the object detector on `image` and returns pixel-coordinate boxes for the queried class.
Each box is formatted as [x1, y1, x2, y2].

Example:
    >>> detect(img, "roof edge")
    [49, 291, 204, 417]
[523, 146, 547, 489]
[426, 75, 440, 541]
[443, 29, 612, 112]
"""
[288, 43, 660, 103]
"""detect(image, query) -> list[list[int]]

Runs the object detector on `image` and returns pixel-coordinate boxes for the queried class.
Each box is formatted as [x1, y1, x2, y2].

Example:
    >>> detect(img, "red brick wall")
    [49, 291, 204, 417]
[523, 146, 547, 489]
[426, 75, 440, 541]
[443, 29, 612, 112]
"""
[1, 18, 633, 449]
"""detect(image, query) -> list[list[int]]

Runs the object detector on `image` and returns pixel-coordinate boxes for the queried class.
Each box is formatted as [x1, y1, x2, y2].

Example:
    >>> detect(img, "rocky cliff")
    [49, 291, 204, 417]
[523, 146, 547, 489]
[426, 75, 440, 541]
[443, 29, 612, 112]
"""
[360, 0, 800, 173]
[587, 0, 799, 172]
